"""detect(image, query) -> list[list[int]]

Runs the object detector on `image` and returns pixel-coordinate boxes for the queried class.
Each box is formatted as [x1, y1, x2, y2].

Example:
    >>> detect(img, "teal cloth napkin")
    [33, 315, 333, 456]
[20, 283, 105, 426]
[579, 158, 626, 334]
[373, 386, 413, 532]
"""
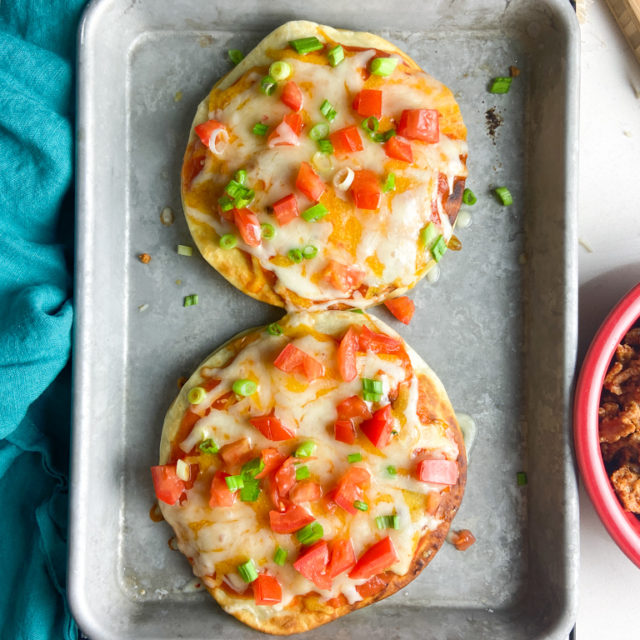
[0, 1, 86, 638]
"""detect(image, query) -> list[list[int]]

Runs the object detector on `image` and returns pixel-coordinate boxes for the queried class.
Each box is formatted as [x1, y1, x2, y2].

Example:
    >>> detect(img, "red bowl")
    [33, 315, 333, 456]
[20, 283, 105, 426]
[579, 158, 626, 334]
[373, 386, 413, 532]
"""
[575, 282, 640, 567]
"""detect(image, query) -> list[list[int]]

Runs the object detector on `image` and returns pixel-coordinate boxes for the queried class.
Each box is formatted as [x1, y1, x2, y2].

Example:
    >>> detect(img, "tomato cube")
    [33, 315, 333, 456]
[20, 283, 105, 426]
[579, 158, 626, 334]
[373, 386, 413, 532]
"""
[384, 296, 415, 324]
[233, 208, 261, 247]
[351, 170, 381, 210]
[293, 541, 332, 590]
[271, 193, 300, 225]
[353, 89, 382, 118]
[416, 458, 459, 485]
[384, 135, 413, 163]
[281, 81, 303, 112]
[348, 536, 398, 580]
[329, 125, 364, 156]
[396, 108, 439, 143]
[360, 405, 394, 450]
[253, 573, 283, 605]
[151, 464, 186, 505]
[296, 161, 325, 201]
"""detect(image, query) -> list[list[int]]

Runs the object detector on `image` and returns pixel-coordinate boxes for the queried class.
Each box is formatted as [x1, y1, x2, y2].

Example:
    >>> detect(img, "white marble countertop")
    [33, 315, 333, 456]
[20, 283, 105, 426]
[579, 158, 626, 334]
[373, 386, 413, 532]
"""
[577, 0, 640, 637]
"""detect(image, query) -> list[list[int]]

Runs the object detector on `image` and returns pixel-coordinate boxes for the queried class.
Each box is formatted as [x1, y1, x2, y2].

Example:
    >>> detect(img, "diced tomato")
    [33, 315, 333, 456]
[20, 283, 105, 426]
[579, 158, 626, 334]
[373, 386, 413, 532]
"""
[269, 504, 315, 533]
[416, 458, 459, 485]
[384, 135, 413, 163]
[250, 415, 295, 441]
[360, 405, 394, 450]
[267, 472, 287, 512]
[209, 470, 236, 508]
[290, 481, 323, 504]
[342, 465, 371, 488]
[255, 448, 286, 479]
[193, 119, 226, 147]
[384, 296, 415, 324]
[337, 396, 372, 421]
[358, 326, 402, 354]
[355, 575, 386, 599]
[334, 466, 370, 514]
[348, 536, 398, 580]
[219, 437, 254, 467]
[268, 113, 303, 147]
[283, 112, 303, 135]
[273, 343, 325, 381]
[295, 161, 325, 201]
[151, 464, 186, 505]
[330, 125, 364, 156]
[322, 260, 366, 293]
[233, 208, 261, 247]
[271, 193, 299, 225]
[293, 541, 332, 590]
[450, 529, 476, 551]
[327, 539, 356, 578]
[274, 457, 296, 498]
[353, 89, 382, 118]
[425, 491, 441, 515]
[281, 81, 303, 112]
[351, 169, 381, 210]
[253, 573, 283, 605]
[182, 149, 206, 188]
[396, 108, 439, 143]
[334, 418, 356, 444]
[337, 327, 358, 382]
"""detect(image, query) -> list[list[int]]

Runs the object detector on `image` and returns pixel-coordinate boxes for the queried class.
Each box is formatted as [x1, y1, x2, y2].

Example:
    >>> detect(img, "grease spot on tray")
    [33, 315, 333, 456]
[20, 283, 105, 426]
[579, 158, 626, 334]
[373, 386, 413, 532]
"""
[485, 107, 503, 143]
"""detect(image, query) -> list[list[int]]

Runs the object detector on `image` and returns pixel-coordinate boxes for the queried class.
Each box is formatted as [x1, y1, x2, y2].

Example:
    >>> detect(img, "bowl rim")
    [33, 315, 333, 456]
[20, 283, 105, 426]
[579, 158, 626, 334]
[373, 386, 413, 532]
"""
[574, 282, 640, 568]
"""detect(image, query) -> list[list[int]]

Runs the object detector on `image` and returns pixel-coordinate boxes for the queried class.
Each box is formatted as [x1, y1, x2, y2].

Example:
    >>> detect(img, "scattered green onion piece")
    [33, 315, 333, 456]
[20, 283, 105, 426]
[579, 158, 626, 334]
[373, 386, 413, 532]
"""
[353, 500, 368, 512]
[317, 138, 334, 154]
[252, 122, 269, 136]
[183, 294, 199, 307]
[288, 248, 303, 263]
[225, 179, 242, 198]
[302, 245, 318, 259]
[517, 471, 528, 486]
[234, 169, 247, 185]
[420, 222, 437, 249]
[296, 465, 310, 481]
[242, 457, 265, 479]
[376, 514, 400, 530]
[228, 49, 244, 65]
[320, 99, 337, 122]
[269, 60, 292, 81]
[177, 244, 193, 256]
[383, 129, 396, 141]
[301, 203, 329, 222]
[273, 547, 288, 566]
[362, 391, 382, 402]
[375, 516, 386, 530]
[391, 430, 398, 436]
[295, 441, 316, 458]
[232, 379, 257, 396]
[431, 235, 447, 263]
[351, 308, 364, 314]
[187, 386, 206, 405]
[309, 122, 330, 141]
[296, 521, 324, 545]
[347, 453, 362, 463]
[494, 186, 513, 206]
[361, 117, 379, 135]
[386, 465, 397, 476]
[199, 438, 219, 454]
[237, 559, 258, 583]
[240, 479, 261, 502]
[225, 474, 245, 492]
[234, 189, 255, 209]
[260, 75, 277, 96]
[362, 378, 383, 393]
[389, 515, 400, 529]
[489, 76, 512, 94]
[382, 173, 396, 193]
[462, 188, 477, 205]
[289, 36, 323, 55]
[261, 223, 275, 239]
[267, 322, 283, 336]
[327, 44, 344, 67]
[370, 57, 398, 77]
[218, 195, 235, 212]
[219, 233, 238, 250]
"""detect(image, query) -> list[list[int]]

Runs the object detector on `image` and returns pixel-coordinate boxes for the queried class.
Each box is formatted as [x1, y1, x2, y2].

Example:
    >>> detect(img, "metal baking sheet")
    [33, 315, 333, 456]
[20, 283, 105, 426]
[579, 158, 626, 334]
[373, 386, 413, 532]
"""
[69, 0, 580, 638]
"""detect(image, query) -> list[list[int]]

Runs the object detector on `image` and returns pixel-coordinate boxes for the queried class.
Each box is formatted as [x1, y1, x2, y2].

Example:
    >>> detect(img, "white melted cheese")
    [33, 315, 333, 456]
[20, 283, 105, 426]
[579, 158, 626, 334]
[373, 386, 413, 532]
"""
[162, 318, 460, 608]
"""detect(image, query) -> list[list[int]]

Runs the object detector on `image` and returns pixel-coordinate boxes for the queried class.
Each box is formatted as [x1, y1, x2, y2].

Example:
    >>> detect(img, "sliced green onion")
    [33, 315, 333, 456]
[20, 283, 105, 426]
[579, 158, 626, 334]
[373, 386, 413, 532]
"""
[260, 75, 277, 96]
[219, 233, 237, 250]
[234, 189, 255, 208]
[187, 386, 206, 404]
[183, 294, 199, 307]
[237, 559, 258, 583]
[240, 479, 261, 502]
[382, 173, 396, 193]
[386, 465, 397, 476]
[347, 452, 362, 463]
[370, 57, 397, 77]
[225, 474, 245, 492]
[302, 245, 318, 259]
[301, 203, 328, 222]
[218, 195, 235, 212]
[228, 49, 244, 65]
[290, 36, 323, 55]
[273, 547, 288, 566]
[269, 60, 292, 81]
[420, 222, 437, 249]
[177, 244, 193, 256]
[489, 76, 512, 94]
[376, 514, 400, 530]
[261, 223, 275, 239]
[309, 123, 330, 141]
[431, 235, 447, 263]
[320, 99, 337, 122]
[351, 308, 364, 314]
[462, 188, 477, 205]
[199, 438, 219, 454]
[232, 379, 257, 396]
[353, 500, 369, 512]
[288, 248, 303, 263]
[517, 471, 528, 486]
[225, 179, 243, 198]
[362, 391, 382, 402]
[252, 122, 269, 136]
[296, 521, 324, 545]
[361, 116, 379, 135]
[362, 378, 383, 393]
[328, 44, 344, 67]
[295, 441, 316, 458]
[317, 138, 334, 154]
[234, 169, 247, 185]
[494, 186, 513, 206]
[295, 465, 310, 481]
[267, 322, 283, 336]
[242, 457, 265, 479]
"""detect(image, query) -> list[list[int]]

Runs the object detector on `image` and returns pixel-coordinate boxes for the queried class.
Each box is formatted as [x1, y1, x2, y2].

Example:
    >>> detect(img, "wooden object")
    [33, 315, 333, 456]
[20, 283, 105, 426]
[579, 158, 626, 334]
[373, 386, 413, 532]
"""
[605, 0, 640, 64]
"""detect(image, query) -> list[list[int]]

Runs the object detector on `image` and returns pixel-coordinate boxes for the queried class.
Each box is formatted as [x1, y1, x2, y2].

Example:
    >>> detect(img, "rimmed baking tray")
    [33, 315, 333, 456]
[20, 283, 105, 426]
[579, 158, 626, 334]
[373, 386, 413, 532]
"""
[69, 0, 580, 638]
